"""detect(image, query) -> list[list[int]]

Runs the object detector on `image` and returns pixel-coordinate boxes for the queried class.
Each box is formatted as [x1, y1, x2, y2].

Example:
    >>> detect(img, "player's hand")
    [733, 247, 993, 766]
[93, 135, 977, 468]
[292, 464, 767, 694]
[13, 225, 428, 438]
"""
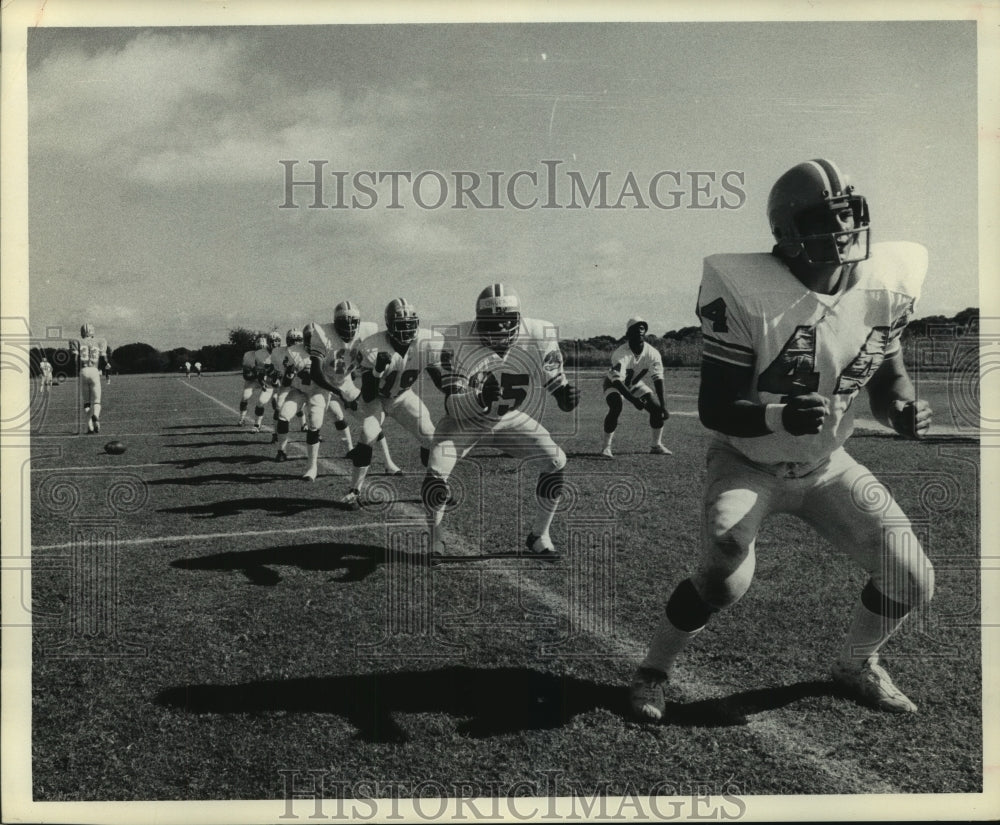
[888, 399, 932, 439]
[374, 352, 392, 375]
[478, 372, 501, 405]
[628, 394, 646, 411]
[781, 393, 829, 435]
[555, 383, 580, 412]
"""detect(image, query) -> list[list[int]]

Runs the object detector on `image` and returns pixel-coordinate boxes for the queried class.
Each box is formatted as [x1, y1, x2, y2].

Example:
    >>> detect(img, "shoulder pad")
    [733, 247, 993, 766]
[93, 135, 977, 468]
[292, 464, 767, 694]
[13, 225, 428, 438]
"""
[864, 242, 927, 301]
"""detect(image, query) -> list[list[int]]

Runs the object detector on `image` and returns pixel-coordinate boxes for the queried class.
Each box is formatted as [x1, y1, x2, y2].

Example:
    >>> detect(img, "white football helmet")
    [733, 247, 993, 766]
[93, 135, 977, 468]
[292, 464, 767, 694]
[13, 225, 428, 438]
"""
[767, 159, 870, 265]
[334, 300, 361, 342]
[476, 283, 521, 350]
[285, 328, 304, 346]
[81, 323, 96, 338]
[385, 298, 419, 347]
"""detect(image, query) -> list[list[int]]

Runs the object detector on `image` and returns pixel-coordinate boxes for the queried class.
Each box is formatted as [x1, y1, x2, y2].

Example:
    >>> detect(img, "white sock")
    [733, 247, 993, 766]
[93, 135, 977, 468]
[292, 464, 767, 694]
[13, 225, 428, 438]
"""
[641, 617, 705, 676]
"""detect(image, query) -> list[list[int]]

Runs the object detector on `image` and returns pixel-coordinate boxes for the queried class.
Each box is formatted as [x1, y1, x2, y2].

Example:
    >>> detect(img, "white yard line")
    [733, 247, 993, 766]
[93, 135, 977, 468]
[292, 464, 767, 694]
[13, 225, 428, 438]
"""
[166, 381, 905, 794]
[32, 522, 379, 553]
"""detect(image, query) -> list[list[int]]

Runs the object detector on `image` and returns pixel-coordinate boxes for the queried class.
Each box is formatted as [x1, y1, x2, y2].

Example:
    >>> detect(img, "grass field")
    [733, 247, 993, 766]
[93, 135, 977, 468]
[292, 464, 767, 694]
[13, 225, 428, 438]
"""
[28, 368, 982, 806]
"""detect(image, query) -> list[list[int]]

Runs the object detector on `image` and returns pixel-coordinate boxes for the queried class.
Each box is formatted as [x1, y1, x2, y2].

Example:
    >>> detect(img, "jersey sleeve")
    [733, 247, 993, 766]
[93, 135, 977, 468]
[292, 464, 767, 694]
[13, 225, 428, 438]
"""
[540, 336, 568, 392]
[438, 327, 468, 394]
[648, 346, 664, 380]
[696, 257, 755, 370]
[607, 346, 626, 383]
[304, 323, 327, 359]
[882, 242, 928, 356]
[420, 332, 444, 372]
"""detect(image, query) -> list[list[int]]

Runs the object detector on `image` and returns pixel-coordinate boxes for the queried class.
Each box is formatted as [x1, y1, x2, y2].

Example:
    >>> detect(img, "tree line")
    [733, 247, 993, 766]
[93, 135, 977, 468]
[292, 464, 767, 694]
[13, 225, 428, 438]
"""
[28, 310, 978, 377]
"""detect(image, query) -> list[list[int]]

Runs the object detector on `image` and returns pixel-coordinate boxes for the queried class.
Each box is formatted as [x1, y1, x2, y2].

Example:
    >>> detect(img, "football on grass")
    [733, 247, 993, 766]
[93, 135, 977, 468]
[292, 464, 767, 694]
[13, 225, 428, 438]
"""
[104, 440, 126, 455]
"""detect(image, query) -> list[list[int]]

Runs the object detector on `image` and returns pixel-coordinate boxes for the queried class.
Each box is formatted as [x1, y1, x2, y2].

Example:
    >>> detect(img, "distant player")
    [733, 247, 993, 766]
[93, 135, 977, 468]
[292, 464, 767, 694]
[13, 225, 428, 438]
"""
[251, 332, 285, 432]
[39, 357, 53, 392]
[302, 301, 401, 481]
[194, 360, 202, 377]
[103, 360, 113, 384]
[601, 316, 671, 457]
[70, 322, 111, 434]
[422, 284, 579, 557]
[630, 159, 935, 720]
[337, 298, 444, 508]
[238, 335, 273, 427]
[184, 360, 192, 379]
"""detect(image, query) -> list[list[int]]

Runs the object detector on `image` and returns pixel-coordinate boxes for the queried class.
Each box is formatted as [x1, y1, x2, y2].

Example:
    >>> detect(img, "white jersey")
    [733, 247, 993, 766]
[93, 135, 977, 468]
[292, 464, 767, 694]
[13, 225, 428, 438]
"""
[40, 361, 53, 377]
[607, 341, 663, 393]
[358, 328, 443, 402]
[439, 317, 568, 423]
[242, 348, 271, 383]
[70, 336, 109, 370]
[305, 320, 377, 394]
[279, 343, 311, 388]
[696, 241, 926, 465]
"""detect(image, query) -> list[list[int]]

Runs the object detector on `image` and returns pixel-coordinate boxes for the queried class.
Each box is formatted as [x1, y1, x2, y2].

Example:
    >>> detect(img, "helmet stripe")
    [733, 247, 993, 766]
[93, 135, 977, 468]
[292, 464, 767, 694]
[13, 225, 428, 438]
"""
[809, 158, 846, 195]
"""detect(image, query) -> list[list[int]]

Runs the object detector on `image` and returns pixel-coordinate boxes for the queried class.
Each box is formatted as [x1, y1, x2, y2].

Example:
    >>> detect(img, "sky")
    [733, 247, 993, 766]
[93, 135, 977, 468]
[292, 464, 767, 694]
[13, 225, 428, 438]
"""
[23, 17, 981, 351]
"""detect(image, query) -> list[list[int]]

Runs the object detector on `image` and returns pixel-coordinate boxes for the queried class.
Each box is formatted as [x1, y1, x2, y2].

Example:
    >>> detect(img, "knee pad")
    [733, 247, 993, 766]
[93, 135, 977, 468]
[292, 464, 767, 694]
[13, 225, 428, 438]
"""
[665, 578, 717, 632]
[306, 428, 321, 445]
[334, 419, 349, 431]
[239, 400, 249, 412]
[254, 405, 265, 417]
[277, 418, 290, 435]
[346, 443, 373, 468]
[648, 405, 666, 428]
[536, 467, 566, 503]
[421, 473, 450, 510]
[861, 573, 933, 617]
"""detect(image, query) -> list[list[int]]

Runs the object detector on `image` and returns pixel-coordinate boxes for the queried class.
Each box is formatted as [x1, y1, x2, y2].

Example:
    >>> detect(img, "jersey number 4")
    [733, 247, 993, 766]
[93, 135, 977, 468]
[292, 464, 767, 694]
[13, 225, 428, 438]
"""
[757, 325, 890, 397]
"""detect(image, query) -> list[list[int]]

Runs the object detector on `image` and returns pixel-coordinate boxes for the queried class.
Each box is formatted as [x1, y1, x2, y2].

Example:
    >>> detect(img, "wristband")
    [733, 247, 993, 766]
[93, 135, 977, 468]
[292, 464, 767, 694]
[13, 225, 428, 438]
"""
[764, 403, 787, 434]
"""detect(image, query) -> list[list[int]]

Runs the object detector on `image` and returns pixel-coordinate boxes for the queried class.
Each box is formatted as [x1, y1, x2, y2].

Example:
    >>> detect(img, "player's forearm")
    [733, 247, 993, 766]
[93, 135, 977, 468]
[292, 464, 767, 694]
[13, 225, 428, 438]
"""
[308, 359, 338, 393]
[359, 371, 381, 404]
[444, 387, 488, 418]
[867, 352, 916, 428]
[698, 398, 772, 438]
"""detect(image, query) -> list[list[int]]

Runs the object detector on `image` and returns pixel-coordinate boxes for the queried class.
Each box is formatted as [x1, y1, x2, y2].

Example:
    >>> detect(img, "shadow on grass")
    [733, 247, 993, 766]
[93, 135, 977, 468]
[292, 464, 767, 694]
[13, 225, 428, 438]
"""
[154, 666, 838, 741]
[662, 679, 836, 727]
[148, 472, 297, 486]
[159, 454, 273, 470]
[154, 666, 623, 741]
[169, 440, 272, 448]
[159, 497, 344, 518]
[162, 424, 243, 429]
[171, 541, 386, 584]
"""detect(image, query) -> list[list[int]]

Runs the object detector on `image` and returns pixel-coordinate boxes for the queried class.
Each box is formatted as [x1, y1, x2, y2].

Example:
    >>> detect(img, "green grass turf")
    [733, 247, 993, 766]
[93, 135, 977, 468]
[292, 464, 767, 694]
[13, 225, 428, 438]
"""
[28, 370, 981, 799]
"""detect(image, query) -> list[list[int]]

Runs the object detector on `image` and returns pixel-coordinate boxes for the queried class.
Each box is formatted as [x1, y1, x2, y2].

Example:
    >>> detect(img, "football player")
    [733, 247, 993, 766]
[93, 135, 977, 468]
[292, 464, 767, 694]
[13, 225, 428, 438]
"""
[70, 323, 111, 433]
[601, 316, 671, 457]
[630, 159, 935, 720]
[103, 359, 113, 384]
[184, 360, 192, 379]
[422, 284, 580, 557]
[251, 332, 286, 433]
[238, 334, 273, 427]
[194, 360, 202, 377]
[272, 328, 311, 461]
[337, 298, 444, 508]
[302, 301, 401, 481]
[39, 357, 53, 392]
